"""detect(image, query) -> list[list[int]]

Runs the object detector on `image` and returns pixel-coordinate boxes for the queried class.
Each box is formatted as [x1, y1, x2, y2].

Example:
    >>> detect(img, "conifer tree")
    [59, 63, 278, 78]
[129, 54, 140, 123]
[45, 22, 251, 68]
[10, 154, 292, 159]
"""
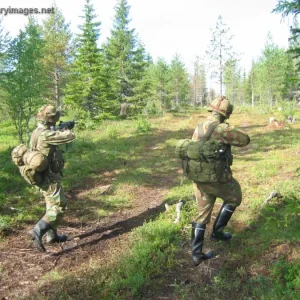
[64, 0, 106, 115]
[153, 58, 171, 109]
[206, 15, 237, 96]
[0, 17, 10, 71]
[1, 18, 45, 143]
[42, 4, 72, 109]
[273, 0, 300, 69]
[104, 0, 149, 112]
[191, 57, 207, 106]
[169, 54, 190, 108]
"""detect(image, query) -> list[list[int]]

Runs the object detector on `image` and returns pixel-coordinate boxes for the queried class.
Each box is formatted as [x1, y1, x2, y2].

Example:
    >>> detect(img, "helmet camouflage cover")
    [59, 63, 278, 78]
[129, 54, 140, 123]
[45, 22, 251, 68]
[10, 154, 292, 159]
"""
[208, 96, 233, 118]
[36, 105, 60, 123]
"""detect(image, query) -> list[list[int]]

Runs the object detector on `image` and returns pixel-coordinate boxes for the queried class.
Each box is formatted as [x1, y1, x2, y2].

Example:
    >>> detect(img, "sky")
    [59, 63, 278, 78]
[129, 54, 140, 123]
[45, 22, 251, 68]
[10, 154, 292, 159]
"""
[0, 0, 292, 73]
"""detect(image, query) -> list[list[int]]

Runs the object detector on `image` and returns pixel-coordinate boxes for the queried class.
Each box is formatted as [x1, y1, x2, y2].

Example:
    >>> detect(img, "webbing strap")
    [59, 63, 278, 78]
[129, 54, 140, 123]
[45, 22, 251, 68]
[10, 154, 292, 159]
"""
[198, 121, 219, 141]
[198, 121, 219, 162]
[31, 127, 45, 150]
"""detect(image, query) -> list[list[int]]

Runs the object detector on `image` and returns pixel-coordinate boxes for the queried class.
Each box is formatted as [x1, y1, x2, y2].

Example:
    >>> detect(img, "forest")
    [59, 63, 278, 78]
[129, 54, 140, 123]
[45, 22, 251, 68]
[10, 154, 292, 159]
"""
[0, 0, 299, 299]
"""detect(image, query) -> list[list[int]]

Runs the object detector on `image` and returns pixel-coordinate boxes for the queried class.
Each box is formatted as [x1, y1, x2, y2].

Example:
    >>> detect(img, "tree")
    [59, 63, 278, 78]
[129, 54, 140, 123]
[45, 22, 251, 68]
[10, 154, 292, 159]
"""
[103, 0, 149, 112]
[223, 58, 242, 104]
[206, 15, 237, 96]
[168, 54, 190, 108]
[191, 56, 207, 107]
[153, 58, 171, 109]
[1, 18, 45, 143]
[273, 0, 300, 68]
[129, 42, 152, 112]
[42, 4, 72, 110]
[0, 17, 10, 70]
[252, 34, 291, 108]
[64, 0, 106, 115]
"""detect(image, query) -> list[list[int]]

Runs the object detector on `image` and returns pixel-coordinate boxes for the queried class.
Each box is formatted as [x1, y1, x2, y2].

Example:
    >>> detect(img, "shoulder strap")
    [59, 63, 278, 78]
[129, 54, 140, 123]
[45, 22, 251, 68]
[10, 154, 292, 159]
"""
[198, 121, 219, 142]
[30, 127, 46, 150]
[198, 121, 220, 162]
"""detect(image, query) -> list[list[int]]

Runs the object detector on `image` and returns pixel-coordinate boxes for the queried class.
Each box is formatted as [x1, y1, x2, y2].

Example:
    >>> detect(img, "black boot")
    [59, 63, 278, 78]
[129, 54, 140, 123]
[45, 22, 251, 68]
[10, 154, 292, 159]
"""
[32, 219, 51, 252]
[46, 229, 68, 244]
[191, 223, 212, 265]
[211, 204, 236, 241]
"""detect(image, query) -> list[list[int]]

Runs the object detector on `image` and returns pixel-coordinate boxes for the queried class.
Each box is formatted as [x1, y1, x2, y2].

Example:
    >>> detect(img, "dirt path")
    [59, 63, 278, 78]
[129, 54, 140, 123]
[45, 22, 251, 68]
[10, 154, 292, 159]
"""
[0, 127, 181, 300]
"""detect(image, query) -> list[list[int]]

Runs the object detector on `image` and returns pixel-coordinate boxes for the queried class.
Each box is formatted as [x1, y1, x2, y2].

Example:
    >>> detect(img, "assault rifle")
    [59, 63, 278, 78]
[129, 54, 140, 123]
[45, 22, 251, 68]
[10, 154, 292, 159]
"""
[54, 120, 76, 131]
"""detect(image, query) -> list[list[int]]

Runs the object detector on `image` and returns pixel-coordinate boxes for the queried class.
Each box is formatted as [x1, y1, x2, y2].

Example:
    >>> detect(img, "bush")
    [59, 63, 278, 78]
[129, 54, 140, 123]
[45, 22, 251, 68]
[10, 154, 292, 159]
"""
[135, 117, 152, 133]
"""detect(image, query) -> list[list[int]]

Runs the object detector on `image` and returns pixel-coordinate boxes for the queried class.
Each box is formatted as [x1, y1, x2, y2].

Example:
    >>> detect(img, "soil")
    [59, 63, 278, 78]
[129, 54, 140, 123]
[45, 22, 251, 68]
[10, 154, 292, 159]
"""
[0, 126, 184, 300]
[0, 117, 293, 300]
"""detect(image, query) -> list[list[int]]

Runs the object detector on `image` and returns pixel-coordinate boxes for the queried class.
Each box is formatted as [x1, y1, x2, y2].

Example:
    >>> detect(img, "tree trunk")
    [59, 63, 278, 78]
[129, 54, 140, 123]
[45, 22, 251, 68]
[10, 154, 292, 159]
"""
[54, 69, 60, 109]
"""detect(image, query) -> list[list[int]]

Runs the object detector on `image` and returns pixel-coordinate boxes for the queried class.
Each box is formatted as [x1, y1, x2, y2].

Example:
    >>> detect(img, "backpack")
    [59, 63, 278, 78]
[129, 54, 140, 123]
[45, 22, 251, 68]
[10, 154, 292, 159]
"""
[11, 144, 28, 166]
[175, 121, 231, 183]
[11, 128, 52, 186]
[19, 165, 44, 186]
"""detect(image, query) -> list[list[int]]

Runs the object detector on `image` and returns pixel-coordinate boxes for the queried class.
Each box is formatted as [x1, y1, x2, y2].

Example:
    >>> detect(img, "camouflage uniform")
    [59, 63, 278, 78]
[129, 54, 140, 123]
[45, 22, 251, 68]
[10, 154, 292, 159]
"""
[191, 114, 250, 224]
[189, 96, 250, 265]
[31, 124, 75, 229]
[30, 105, 75, 252]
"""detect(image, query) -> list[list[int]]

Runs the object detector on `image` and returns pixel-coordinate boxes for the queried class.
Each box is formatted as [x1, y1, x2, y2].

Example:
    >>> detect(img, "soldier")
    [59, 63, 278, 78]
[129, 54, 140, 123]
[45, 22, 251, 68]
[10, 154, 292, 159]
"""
[30, 105, 75, 252]
[190, 96, 250, 265]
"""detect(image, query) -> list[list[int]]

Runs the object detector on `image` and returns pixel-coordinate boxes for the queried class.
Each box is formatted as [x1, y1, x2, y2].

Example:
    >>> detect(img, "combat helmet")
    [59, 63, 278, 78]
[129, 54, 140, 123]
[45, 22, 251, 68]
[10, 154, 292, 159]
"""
[36, 105, 60, 124]
[207, 96, 233, 118]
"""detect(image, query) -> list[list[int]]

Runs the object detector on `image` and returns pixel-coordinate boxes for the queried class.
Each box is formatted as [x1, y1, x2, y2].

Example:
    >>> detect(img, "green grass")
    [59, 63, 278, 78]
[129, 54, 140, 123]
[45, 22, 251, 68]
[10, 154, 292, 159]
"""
[1, 108, 300, 299]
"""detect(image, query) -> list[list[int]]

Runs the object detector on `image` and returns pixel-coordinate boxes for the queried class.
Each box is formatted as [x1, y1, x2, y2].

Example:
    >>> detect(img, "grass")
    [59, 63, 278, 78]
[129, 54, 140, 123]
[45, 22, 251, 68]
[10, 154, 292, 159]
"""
[1, 107, 300, 299]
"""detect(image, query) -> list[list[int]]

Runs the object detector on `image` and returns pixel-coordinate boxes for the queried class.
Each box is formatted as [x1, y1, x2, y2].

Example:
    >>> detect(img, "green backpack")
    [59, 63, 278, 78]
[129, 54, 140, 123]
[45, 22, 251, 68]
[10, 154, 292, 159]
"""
[175, 121, 229, 183]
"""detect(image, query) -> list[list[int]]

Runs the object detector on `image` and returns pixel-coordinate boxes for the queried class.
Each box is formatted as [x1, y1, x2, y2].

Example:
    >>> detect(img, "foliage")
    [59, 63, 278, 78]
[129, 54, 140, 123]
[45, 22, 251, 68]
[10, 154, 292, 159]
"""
[134, 116, 152, 133]
[168, 54, 190, 108]
[206, 15, 238, 96]
[64, 0, 107, 115]
[103, 0, 150, 112]
[191, 56, 207, 106]
[0, 17, 45, 143]
[273, 0, 300, 69]
[41, 4, 72, 109]
[251, 34, 294, 109]
[1, 111, 300, 299]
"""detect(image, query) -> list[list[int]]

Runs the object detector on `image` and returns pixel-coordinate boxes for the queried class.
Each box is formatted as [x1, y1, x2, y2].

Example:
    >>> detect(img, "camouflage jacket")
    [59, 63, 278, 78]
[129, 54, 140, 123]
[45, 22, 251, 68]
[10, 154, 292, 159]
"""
[192, 115, 250, 147]
[30, 123, 75, 157]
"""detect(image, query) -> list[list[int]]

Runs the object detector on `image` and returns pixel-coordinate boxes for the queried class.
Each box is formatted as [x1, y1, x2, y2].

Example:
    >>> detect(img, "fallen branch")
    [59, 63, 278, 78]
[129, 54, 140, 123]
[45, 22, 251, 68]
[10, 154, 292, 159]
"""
[173, 200, 185, 223]
[263, 191, 283, 205]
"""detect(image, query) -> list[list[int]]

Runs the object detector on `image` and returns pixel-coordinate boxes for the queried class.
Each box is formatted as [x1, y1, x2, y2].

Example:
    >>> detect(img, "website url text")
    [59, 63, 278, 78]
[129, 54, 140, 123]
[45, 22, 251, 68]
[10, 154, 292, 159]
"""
[0, 7, 55, 16]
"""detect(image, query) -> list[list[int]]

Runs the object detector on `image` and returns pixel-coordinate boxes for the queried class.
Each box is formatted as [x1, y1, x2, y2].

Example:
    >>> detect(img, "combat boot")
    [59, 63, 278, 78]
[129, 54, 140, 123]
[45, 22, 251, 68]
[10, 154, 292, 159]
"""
[191, 223, 213, 265]
[46, 229, 68, 244]
[31, 219, 52, 252]
[211, 203, 236, 241]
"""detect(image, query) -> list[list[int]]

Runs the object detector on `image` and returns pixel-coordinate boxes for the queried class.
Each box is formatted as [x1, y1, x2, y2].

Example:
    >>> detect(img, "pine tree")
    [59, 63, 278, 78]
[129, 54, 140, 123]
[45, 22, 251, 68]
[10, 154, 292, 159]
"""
[206, 15, 237, 97]
[130, 42, 152, 112]
[153, 58, 171, 109]
[253, 34, 291, 108]
[1, 18, 45, 143]
[64, 0, 106, 115]
[191, 57, 207, 106]
[42, 4, 72, 110]
[104, 0, 149, 113]
[223, 58, 241, 104]
[0, 17, 10, 71]
[273, 0, 300, 69]
[168, 54, 190, 108]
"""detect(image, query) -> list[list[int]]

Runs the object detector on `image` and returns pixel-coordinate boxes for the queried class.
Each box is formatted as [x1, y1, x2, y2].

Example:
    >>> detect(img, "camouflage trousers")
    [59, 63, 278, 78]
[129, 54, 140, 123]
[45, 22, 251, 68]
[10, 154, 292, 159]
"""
[38, 174, 67, 229]
[193, 177, 242, 224]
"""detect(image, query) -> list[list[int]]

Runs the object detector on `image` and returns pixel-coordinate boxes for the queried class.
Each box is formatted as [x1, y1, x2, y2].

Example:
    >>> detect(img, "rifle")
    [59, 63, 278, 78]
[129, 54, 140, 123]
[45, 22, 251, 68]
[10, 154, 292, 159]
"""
[54, 120, 76, 131]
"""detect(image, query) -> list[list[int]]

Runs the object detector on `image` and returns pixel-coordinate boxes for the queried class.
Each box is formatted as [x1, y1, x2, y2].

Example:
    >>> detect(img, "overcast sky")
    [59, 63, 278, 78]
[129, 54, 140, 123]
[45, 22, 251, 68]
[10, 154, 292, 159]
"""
[0, 0, 292, 73]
